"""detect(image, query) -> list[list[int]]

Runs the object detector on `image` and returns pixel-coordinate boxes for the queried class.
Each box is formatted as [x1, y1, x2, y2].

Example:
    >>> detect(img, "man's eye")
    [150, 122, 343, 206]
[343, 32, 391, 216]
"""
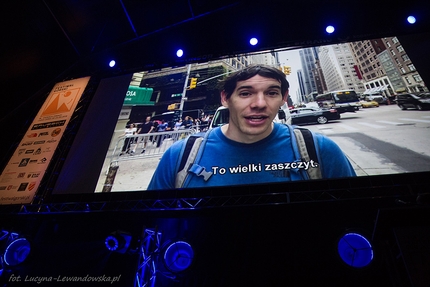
[267, 91, 280, 97]
[239, 92, 252, 97]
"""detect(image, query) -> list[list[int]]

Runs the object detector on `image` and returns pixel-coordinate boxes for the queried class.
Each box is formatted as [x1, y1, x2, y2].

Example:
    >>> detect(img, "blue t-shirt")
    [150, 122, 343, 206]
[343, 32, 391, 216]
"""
[147, 123, 356, 190]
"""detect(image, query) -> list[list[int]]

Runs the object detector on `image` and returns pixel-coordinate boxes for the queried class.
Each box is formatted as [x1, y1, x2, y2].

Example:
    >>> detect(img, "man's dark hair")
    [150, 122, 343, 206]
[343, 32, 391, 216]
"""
[219, 64, 290, 100]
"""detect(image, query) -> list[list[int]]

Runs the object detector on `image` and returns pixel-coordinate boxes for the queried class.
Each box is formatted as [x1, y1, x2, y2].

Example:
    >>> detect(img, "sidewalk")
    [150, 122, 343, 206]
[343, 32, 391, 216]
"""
[95, 145, 165, 193]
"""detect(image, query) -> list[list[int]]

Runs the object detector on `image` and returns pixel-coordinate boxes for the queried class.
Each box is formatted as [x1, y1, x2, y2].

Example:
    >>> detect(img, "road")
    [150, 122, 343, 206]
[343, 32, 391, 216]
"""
[304, 104, 430, 176]
[95, 104, 430, 192]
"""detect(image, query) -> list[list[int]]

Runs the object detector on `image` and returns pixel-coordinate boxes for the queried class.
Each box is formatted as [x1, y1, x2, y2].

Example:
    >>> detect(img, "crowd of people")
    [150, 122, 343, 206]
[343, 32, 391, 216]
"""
[118, 114, 214, 155]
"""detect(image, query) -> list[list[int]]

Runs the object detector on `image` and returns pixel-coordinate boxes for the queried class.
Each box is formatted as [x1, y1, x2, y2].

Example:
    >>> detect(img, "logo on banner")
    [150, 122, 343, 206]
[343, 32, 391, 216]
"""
[51, 128, 62, 137]
[28, 182, 36, 191]
[18, 158, 30, 167]
[18, 183, 29, 191]
[41, 89, 79, 116]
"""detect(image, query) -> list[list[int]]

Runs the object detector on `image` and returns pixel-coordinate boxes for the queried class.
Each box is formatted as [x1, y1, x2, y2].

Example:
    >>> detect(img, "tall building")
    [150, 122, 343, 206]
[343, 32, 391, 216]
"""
[349, 37, 427, 96]
[251, 50, 278, 66]
[299, 48, 318, 96]
[381, 37, 426, 93]
[349, 38, 395, 96]
[318, 43, 364, 92]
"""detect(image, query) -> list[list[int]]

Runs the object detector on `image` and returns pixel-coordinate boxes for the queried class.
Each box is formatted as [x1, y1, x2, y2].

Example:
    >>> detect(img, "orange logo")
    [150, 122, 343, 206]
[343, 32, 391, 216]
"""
[41, 88, 79, 116]
[51, 128, 62, 137]
[28, 182, 36, 191]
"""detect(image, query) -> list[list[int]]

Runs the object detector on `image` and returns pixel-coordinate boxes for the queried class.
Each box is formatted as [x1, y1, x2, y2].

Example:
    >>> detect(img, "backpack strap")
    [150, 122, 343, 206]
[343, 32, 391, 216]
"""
[175, 126, 322, 188]
[292, 127, 322, 180]
[175, 131, 213, 188]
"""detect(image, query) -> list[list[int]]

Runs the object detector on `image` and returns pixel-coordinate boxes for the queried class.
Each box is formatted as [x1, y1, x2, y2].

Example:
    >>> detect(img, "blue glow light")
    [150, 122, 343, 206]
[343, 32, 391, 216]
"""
[407, 16, 416, 24]
[176, 49, 184, 58]
[338, 233, 373, 268]
[163, 241, 194, 272]
[109, 60, 116, 68]
[105, 235, 119, 251]
[326, 25, 335, 34]
[249, 37, 258, 46]
[4, 238, 31, 266]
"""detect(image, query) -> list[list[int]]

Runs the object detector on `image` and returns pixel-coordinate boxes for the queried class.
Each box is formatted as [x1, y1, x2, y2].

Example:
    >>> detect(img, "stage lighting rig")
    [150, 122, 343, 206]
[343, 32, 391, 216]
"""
[104, 230, 133, 254]
[0, 230, 31, 274]
[337, 232, 373, 268]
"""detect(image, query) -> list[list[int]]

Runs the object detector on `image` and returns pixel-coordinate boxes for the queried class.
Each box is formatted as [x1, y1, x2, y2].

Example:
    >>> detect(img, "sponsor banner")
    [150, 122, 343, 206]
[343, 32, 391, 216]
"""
[0, 76, 90, 205]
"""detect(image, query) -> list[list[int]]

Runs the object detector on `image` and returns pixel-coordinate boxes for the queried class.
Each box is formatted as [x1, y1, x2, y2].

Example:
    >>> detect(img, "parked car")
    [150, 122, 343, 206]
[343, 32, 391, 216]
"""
[360, 100, 379, 108]
[395, 93, 430, 110]
[290, 107, 340, 125]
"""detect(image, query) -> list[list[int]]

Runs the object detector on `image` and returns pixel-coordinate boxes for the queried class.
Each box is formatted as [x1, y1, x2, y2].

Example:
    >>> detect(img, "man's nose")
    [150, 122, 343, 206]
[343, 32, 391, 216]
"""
[250, 93, 267, 108]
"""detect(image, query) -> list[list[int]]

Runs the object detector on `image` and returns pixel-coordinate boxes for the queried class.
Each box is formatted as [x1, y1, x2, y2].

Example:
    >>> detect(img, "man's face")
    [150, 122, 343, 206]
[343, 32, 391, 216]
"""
[221, 75, 287, 143]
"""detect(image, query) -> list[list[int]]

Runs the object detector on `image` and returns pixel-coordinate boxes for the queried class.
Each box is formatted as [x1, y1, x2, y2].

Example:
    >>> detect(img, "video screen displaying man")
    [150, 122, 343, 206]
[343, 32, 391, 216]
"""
[147, 64, 356, 190]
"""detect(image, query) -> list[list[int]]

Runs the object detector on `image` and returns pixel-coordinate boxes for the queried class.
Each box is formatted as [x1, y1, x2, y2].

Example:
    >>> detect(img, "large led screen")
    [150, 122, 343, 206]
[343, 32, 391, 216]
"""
[52, 36, 430, 195]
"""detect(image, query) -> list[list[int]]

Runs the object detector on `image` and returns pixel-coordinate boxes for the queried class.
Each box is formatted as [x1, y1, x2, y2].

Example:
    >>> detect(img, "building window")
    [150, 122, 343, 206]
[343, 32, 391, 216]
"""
[397, 45, 405, 53]
[413, 74, 422, 82]
[407, 64, 416, 71]
[392, 37, 399, 44]
[402, 54, 410, 61]
[405, 77, 412, 84]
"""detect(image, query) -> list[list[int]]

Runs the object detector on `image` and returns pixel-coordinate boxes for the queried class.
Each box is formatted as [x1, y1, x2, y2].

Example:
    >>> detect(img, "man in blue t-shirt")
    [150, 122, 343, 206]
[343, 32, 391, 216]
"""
[148, 64, 356, 190]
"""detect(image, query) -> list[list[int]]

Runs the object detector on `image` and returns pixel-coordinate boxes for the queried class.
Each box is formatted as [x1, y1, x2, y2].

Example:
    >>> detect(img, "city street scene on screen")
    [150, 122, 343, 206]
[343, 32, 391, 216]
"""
[94, 36, 430, 193]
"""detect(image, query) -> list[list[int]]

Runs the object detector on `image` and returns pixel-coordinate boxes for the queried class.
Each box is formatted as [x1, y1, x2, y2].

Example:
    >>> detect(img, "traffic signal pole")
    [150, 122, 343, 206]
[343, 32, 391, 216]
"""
[179, 64, 192, 120]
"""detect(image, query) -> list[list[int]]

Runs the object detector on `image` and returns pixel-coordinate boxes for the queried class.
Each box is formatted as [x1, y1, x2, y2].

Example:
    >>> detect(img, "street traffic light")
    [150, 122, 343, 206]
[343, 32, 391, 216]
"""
[283, 66, 291, 75]
[167, 103, 176, 110]
[189, 77, 198, 89]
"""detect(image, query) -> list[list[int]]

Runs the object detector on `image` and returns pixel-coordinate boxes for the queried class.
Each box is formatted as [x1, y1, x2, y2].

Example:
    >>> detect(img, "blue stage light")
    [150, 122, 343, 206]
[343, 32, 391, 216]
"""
[249, 37, 258, 46]
[326, 25, 335, 34]
[176, 49, 184, 58]
[338, 232, 373, 268]
[163, 241, 194, 273]
[4, 238, 31, 266]
[109, 60, 116, 67]
[1, 231, 31, 267]
[104, 231, 132, 254]
[407, 15, 416, 24]
[105, 235, 120, 251]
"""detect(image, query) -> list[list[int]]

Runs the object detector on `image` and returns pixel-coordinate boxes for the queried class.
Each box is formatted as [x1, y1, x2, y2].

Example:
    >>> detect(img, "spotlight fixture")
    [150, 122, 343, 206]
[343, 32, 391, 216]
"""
[407, 15, 417, 24]
[325, 25, 335, 34]
[249, 37, 258, 46]
[108, 60, 116, 68]
[337, 232, 373, 268]
[176, 49, 184, 58]
[163, 241, 194, 273]
[0, 231, 31, 267]
[105, 231, 132, 254]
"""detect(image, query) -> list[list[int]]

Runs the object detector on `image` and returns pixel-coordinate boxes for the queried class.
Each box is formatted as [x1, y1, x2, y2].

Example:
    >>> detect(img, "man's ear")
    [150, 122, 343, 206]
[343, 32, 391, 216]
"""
[221, 90, 229, 107]
[282, 90, 289, 103]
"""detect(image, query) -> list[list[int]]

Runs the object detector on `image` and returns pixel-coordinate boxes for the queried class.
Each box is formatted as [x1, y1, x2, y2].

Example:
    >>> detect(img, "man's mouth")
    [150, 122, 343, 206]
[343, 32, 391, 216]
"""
[244, 115, 269, 122]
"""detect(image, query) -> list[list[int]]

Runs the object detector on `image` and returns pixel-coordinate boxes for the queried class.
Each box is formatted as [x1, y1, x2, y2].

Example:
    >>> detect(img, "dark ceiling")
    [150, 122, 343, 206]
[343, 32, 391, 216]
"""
[1, 0, 430, 165]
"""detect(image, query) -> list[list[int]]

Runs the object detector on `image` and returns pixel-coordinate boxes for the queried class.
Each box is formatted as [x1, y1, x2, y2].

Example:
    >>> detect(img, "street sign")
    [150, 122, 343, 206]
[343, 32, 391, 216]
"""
[123, 86, 154, 106]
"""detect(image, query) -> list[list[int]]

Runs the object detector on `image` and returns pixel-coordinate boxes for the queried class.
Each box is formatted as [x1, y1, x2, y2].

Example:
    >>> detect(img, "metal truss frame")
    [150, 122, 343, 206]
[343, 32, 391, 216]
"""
[135, 228, 162, 287]
[4, 182, 418, 214]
